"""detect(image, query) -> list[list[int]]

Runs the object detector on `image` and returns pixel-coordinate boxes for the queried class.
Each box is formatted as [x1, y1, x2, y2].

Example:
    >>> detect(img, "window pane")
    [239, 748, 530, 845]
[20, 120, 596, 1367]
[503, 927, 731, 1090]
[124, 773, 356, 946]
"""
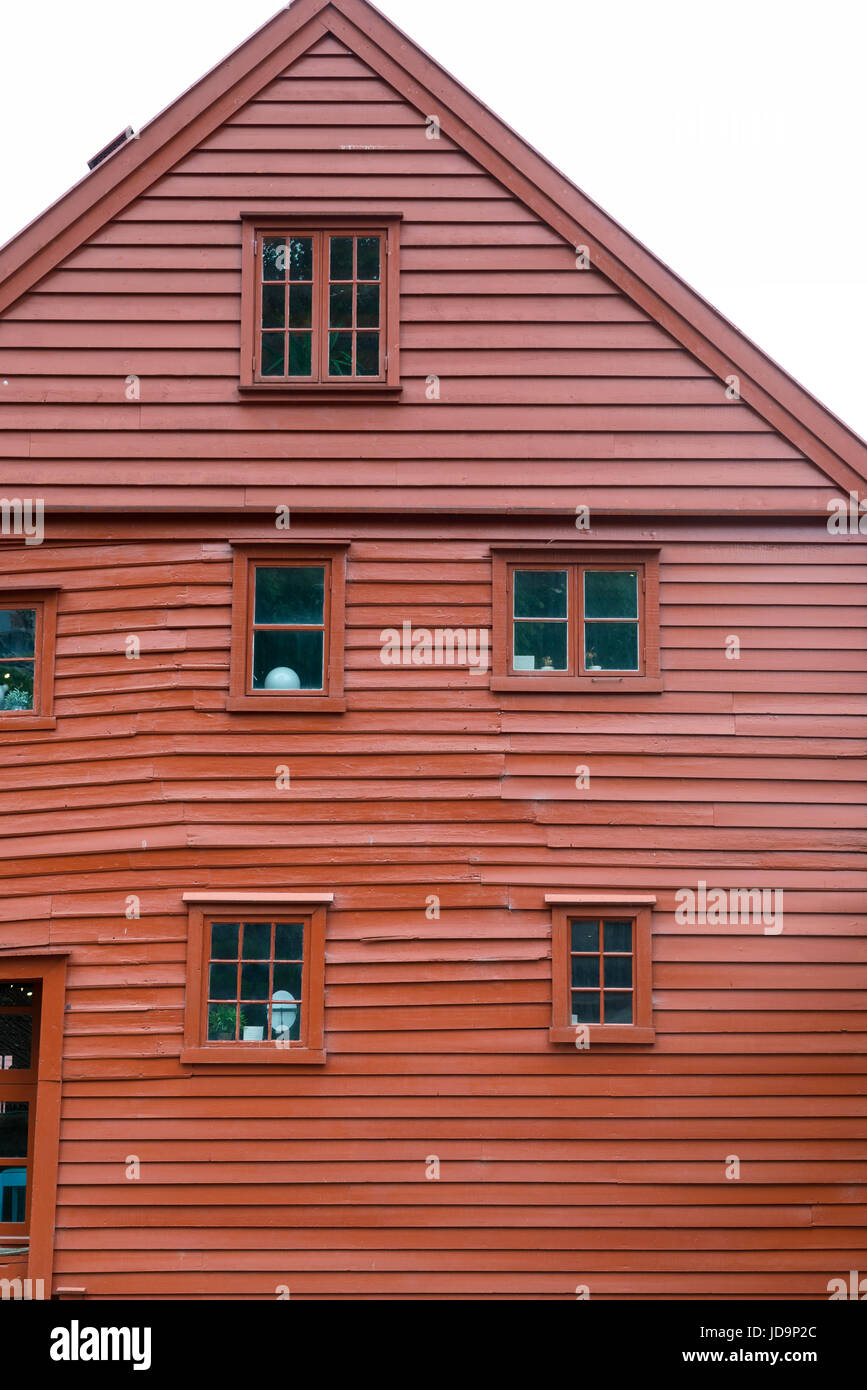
[288, 333, 312, 377]
[604, 991, 633, 1023]
[356, 283, 380, 328]
[271, 995, 301, 1042]
[240, 1003, 267, 1038]
[513, 570, 567, 619]
[330, 237, 354, 280]
[570, 920, 599, 952]
[261, 333, 285, 377]
[0, 610, 35, 658]
[0, 663, 35, 711]
[604, 956, 632, 988]
[0, 1014, 31, 1070]
[242, 922, 271, 960]
[288, 237, 313, 282]
[275, 922, 304, 959]
[273, 963, 303, 997]
[329, 284, 353, 328]
[253, 630, 325, 692]
[357, 237, 381, 280]
[261, 284, 285, 329]
[254, 567, 325, 626]
[571, 956, 599, 988]
[240, 964, 269, 1001]
[584, 570, 638, 619]
[289, 283, 312, 329]
[604, 921, 632, 953]
[585, 622, 639, 671]
[210, 923, 239, 960]
[0, 1166, 26, 1223]
[207, 1004, 237, 1040]
[571, 991, 600, 1023]
[356, 333, 380, 376]
[208, 963, 237, 1001]
[513, 621, 568, 671]
[262, 238, 286, 281]
[0, 1103, 29, 1158]
[0, 984, 35, 1006]
[328, 331, 353, 375]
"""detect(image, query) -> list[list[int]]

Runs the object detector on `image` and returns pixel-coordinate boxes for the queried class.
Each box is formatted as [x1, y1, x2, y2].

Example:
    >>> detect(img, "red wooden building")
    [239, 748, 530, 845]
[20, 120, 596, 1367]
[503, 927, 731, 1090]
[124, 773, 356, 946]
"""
[0, 0, 865, 1301]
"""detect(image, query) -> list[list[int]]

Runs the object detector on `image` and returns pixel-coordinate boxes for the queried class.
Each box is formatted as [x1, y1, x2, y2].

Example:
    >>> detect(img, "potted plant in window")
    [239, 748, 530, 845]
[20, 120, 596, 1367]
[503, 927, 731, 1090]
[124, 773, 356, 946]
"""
[209, 1005, 237, 1041]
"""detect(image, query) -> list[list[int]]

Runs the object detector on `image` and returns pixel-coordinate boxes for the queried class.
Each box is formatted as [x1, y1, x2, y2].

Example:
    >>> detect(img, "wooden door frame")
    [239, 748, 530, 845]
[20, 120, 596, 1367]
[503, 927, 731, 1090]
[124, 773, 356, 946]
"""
[0, 955, 67, 1292]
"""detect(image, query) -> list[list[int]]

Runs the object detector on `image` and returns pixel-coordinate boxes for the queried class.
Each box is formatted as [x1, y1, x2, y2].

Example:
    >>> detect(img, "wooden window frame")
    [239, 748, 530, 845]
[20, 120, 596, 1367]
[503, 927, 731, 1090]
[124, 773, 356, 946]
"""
[490, 546, 661, 692]
[239, 213, 402, 396]
[547, 894, 656, 1045]
[0, 955, 66, 1294]
[228, 543, 348, 713]
[181, 892, 332, 1066]
[0, 589, 58, 731]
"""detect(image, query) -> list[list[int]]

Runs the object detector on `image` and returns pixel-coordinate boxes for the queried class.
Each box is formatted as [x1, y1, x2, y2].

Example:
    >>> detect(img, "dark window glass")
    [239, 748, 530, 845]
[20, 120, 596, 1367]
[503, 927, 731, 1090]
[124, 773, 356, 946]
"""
[604, 921, 632, 953]
[288, 334, 312, 377]
[570, 921, 599, 952]
[0, 1103, 29, 1158]
[254, 568, 324, 626]
[240, 964, 269, 1001]
[0, 1014, 31, 1070]
[289, 237, 313, 282]
[513, 571, 567, 619]
[0, 984, 36, 1007]
[571, 991, 600, 1023]
[604, 955, 633, 988]
[208, 963, 237, 1001]
[262, 284, 285, 329]
[261, 333, 285, 377]
[585, 622, 639, 671]
[584, 571, 638, 619]
[242, 923, 271, 960]
[571, 956, 600, 988]
[330, 284, 353, 328]
[357, 237, 381, 280]
[329, 332, 353, 376]
[513, 621, 568, 672]
[330, 237, 354, 280]
[289, 284, 313, 329]
[262, 238, 286, 281]
[604, 991, 633, 1023]
[275, 923, 304, 959]
[0, 610, 35, 658]
[252, 630, 324, 692]
[356, 284, 380, 327]
[356, 334, 380, 376]
[211, 924, 239, 960]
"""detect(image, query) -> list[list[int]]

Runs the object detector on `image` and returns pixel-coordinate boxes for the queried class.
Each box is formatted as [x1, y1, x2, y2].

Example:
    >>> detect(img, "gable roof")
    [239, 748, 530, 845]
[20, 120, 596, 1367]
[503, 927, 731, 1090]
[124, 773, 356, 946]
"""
[1, 0, 864, 494]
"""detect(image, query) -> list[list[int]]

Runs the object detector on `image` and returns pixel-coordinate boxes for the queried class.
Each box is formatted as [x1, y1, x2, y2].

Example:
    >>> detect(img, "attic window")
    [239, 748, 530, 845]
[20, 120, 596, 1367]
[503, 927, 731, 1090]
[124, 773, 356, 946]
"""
[240, 216, 401, 392]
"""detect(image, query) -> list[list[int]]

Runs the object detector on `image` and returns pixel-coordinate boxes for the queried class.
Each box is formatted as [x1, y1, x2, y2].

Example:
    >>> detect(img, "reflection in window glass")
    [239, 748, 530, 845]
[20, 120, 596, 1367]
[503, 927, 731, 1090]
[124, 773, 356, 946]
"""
[206, 921, 304, 1043]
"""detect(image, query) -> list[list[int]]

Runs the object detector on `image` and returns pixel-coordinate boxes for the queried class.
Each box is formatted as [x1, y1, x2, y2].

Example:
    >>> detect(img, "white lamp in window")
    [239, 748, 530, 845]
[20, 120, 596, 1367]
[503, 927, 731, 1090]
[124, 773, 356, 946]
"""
[264, 667, 301, 690]
[271, 989, 298, 1038]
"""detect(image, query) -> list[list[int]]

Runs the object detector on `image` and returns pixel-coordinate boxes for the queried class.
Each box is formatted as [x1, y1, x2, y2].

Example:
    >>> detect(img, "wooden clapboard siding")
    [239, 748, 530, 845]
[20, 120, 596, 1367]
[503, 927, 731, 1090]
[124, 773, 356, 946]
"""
[0, 522, 864, 1298]
[0, 1, 865, 1301]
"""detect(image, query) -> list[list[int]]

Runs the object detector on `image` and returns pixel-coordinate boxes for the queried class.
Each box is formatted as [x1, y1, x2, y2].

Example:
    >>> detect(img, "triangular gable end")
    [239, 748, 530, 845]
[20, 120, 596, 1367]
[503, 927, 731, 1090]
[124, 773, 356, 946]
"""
[0, 0, 864, 495]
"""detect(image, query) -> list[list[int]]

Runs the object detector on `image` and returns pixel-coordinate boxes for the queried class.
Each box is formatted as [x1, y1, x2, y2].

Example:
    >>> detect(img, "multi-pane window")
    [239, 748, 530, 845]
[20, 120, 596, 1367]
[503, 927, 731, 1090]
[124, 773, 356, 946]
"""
[491, 550, 660, 691]
[228, 545, 347, 712]
[0, 593, 58, 726]
[206, 920, 306, 1044]
[568, 917, 634, 1025]
[182, 897, 329, 1063]
[548, 898, 655, 1043]
[251, 564, 327, 692]
[254, 228, 389, 383]
[0, 608, 37, 711]
[0, 981, 38, 1236]
[511, 565, 639, 674]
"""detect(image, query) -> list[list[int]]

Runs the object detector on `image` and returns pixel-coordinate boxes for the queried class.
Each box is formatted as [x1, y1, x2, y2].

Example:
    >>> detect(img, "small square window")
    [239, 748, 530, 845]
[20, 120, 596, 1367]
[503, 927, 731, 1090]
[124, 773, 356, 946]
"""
[548, 898, 655, 1044]
[241, 218, 401, 392]
[0, 592, 57, 729]
[228, 545, 347, 713]
[491, 550, 661, 692]
[182, 897, 329, 1065]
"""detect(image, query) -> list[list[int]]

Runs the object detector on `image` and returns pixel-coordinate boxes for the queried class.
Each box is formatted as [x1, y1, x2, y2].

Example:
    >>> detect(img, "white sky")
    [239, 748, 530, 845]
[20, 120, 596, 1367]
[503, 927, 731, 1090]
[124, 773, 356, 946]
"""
[1, 0, 864, 440]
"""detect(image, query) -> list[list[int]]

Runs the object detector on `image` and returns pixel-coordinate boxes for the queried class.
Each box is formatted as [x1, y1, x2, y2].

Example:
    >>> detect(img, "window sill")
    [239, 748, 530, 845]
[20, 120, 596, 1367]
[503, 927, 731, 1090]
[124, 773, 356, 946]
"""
[0, 715, 56, 731]
[491, 676, 663, 694]
[181, 1046, 326, 1066]
[549, 1025, 655, 1045]
[227, 695, 346, 714]
[238, 383, 402, 401]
